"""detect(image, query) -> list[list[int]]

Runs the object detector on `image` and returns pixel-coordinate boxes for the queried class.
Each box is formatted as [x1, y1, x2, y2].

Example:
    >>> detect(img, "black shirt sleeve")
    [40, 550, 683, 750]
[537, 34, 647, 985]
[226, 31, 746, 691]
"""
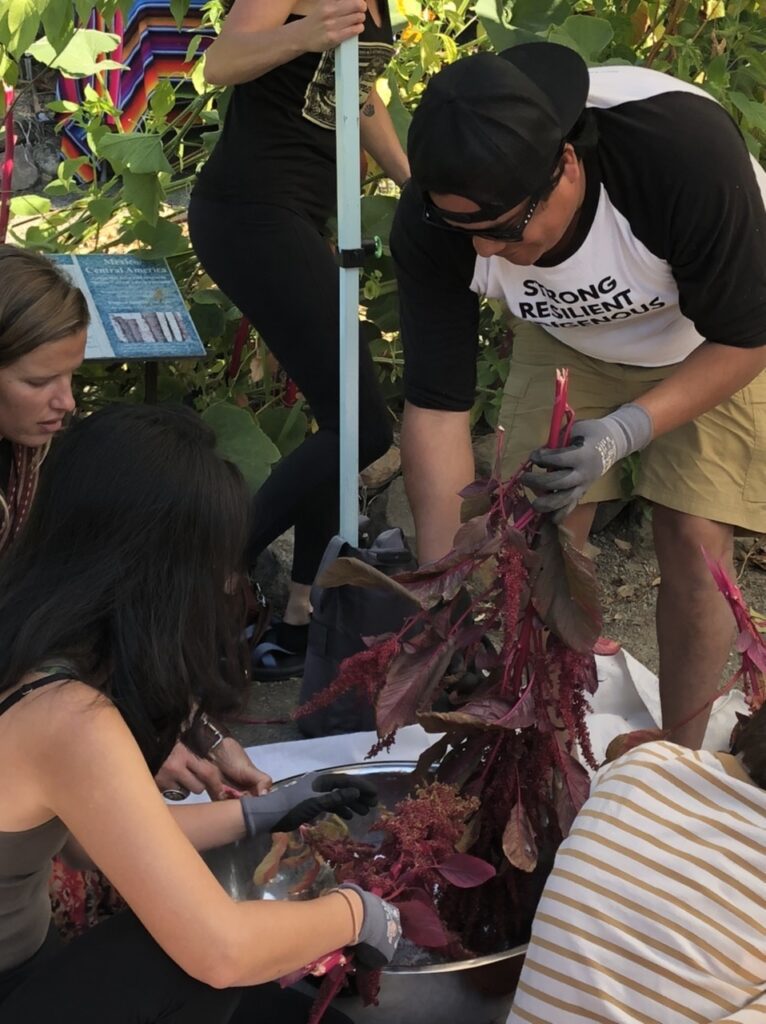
[390, 183, 481, 411]
[597, 93, 766, 348]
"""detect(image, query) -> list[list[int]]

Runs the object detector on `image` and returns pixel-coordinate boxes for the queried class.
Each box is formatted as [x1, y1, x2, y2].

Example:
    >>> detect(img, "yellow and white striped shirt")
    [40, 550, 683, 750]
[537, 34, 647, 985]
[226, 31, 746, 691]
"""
[507, 741, 766, 1024]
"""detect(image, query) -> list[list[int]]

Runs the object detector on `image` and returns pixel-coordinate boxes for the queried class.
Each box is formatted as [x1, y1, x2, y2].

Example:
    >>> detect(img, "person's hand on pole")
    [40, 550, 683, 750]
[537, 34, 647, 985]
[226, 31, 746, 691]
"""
[240, 772, 378, 836]
[298, 0, 367, 52]
[522, 403, 654, 521]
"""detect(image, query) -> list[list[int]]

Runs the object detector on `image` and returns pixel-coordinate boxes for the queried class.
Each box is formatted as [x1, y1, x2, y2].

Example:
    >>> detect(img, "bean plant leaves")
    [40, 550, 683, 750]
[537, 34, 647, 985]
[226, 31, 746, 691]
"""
[532, 520, 602, 653]
[502, 801, 538, 872]
[201, 403, 280, 493]
[317, 557, 421, 608]
[98, 132, 172, 175]
[376, 638, 456, 736]
[436, 852, 496, 888]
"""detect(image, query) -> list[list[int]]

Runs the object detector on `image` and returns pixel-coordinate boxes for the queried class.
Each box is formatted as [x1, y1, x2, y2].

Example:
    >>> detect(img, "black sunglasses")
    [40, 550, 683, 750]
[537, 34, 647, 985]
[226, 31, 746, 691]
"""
[422, 159, 566, 243]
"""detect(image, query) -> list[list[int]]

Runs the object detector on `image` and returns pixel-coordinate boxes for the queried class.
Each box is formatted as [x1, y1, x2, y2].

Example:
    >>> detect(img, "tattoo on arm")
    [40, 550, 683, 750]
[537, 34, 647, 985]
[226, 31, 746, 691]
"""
[362, 103, 375, 117]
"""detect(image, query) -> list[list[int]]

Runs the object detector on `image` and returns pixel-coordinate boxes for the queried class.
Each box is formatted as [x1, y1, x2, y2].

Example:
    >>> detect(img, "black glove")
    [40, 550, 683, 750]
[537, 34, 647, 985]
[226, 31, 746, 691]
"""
[241, 772, 378, 836]
[339, 882, 402, 969]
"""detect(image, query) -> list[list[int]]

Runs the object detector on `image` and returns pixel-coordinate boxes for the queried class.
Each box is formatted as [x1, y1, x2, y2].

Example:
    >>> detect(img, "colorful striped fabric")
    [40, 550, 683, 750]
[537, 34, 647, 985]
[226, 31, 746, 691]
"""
[507, 740, 766, 1024]
[57, 0, 214, 181]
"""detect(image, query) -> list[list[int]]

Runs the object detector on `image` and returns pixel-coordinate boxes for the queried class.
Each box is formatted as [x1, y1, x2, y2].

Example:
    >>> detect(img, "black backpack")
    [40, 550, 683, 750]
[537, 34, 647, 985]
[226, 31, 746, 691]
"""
[297, 528, 417, 737]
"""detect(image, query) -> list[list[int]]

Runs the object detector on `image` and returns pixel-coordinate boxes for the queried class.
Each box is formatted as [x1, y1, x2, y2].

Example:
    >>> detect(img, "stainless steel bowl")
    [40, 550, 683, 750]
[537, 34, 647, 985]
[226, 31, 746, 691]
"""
[204, 762, 525, 1024]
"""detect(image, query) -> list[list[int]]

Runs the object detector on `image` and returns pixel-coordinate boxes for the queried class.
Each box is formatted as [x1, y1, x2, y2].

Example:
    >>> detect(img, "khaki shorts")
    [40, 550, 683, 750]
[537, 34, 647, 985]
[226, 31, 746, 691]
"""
[499, 321, 766, 533]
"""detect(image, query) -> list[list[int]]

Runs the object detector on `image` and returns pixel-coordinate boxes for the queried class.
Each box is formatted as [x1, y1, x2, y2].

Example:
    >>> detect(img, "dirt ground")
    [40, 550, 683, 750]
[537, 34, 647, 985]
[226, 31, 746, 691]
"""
[230, 506, 766, 753]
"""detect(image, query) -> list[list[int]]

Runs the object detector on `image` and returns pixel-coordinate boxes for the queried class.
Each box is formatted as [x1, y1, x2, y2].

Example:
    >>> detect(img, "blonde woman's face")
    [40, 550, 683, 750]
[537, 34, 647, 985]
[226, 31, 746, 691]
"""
[0, 330, 86, 447]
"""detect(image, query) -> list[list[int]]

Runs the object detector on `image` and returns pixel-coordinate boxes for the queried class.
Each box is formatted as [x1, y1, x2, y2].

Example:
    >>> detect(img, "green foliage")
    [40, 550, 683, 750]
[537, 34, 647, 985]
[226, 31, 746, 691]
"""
[201, 402, 281, 492]
[2, 0, 765, 488]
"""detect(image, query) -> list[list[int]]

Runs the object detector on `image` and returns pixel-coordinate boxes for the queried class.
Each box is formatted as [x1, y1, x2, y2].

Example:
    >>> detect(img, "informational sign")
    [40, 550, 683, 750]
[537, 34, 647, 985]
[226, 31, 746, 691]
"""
[50, 253, 206, 361]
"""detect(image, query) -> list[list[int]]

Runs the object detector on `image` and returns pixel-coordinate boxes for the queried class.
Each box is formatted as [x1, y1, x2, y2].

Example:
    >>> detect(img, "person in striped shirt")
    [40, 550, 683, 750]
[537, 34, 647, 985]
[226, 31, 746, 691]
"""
[507, 713, 766, 1024]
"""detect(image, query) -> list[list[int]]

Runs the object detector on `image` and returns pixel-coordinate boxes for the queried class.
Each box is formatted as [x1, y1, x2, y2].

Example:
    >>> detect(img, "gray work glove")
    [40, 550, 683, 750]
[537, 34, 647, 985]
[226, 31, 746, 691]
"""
[522, 403, 654, 522]
[241, 772, 378, 836]
[339, 882, 402, 969]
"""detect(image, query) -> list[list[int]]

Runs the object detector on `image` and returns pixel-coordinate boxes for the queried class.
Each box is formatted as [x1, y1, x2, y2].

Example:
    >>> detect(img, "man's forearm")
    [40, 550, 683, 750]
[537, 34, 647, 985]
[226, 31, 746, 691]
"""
[401, 402, 474, 564]
[635, 340, 766, 437]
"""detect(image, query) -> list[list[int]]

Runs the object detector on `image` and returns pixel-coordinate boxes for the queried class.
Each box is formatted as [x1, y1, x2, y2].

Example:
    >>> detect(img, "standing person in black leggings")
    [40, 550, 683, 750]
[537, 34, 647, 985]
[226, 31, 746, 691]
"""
[189, 0, 410, 679]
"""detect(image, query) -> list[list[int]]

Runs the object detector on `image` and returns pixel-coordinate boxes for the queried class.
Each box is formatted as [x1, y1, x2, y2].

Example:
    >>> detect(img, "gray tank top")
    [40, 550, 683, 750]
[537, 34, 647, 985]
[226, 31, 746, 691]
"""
[0, 668, 73, 972]
[0, 817, 67, 971]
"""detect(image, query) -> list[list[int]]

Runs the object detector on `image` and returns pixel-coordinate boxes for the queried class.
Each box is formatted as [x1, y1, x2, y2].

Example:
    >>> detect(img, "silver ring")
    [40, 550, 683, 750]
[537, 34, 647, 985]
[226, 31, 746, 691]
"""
[162, 787, 190, 801]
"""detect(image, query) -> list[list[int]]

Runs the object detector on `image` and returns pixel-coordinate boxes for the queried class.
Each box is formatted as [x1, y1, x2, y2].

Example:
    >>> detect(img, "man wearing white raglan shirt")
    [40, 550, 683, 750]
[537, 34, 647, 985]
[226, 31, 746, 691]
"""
[391, 43, 766, 750]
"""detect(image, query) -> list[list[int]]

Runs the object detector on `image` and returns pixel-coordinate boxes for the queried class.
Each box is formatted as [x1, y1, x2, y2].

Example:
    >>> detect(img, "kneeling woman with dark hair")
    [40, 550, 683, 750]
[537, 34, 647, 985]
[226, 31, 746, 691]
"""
[0, 403, 399, 1023]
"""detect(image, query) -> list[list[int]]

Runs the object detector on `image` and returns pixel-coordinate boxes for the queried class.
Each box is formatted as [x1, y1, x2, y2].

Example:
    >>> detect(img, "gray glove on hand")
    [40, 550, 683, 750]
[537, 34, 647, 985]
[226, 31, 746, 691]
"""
[522, 403, 653, 522]
[339, 882, 402, 969]
[241, 772, 378, 836]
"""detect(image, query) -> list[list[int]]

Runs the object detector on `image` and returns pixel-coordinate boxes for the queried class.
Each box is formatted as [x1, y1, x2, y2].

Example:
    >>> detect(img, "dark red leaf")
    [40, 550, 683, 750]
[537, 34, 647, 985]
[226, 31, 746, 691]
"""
[318, 557, 421, 607]
[532, 520, 602, 654]
[397, 898, 450, 947]
[554, 747, 592, 836]
[436, 852, 496, 888]
[502, 800, 538, 872]
[376, 638, 456, 735]
[394, 517, 501, 604]
[418, 688, 536, 734]
[356, 967, 383, 1008]
[459, 477, 499, 498]
[307, 962, 354, 1024]
[436, 735, 489, 789]
[412, 735, 451, 784]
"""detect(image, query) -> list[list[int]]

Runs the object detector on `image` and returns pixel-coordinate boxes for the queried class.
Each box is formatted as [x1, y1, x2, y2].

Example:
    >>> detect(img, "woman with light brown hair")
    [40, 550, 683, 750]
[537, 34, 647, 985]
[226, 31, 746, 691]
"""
[0, 244, 89, 553]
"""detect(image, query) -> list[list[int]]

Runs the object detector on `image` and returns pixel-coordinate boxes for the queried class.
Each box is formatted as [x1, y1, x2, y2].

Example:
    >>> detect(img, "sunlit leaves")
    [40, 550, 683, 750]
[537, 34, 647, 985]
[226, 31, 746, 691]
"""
[27, 29, 123, 76]
[98, 132, 172, 175]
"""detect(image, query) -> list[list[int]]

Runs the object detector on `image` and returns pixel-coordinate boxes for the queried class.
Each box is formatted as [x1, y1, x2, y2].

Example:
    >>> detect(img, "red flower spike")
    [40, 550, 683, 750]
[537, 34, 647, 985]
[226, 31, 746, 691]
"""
[703, 548, 766, 708]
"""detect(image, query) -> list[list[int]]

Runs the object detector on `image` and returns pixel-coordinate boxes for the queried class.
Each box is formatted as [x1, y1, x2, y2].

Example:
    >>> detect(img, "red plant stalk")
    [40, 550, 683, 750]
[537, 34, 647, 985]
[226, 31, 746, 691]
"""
[228, 317, 251, 378]
[546, 368, 574, 449]
[0, 86, 16, 245]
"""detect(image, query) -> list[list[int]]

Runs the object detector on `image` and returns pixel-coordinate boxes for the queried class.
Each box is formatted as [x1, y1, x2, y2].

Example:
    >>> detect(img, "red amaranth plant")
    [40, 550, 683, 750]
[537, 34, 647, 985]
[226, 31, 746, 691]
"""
[605, 552, 766, 762]
[268, 784, 496, 1017]
[294, 369, 601, 958]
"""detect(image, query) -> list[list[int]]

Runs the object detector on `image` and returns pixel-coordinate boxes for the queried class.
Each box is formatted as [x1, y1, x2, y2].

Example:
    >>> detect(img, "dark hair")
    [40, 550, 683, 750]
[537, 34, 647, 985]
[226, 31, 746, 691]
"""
[0, 403, 249, 771]
[0, 245, 89, 367]
[730, 704, 766, 789]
